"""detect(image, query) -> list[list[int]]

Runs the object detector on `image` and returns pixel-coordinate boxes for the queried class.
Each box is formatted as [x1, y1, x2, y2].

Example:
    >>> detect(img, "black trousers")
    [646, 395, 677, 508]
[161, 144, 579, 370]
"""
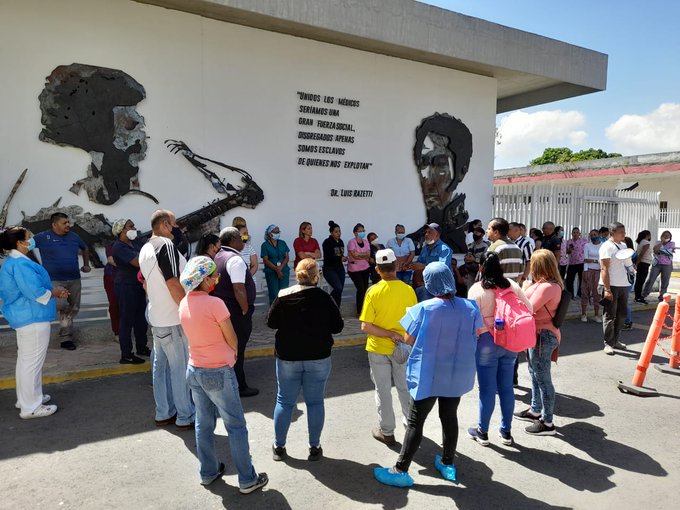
[115, 282, 148, 358]
[348, 269, 371, 315]
[228, 304, 254, 389]
[566, 263, 584, 296]
[396, 396, 461, 472]
[598, 285, 628, 346]
[634, 262, 650, 299]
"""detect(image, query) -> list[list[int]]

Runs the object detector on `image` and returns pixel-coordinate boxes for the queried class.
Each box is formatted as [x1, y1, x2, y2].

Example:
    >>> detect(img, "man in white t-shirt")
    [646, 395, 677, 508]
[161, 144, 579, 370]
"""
[139, 209, 195, 429]
[598, 222, 633, 355]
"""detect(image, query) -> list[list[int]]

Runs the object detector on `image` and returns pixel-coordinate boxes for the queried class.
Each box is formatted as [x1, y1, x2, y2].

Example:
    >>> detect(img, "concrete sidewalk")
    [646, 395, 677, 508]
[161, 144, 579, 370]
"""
[0, 272, 676, 389]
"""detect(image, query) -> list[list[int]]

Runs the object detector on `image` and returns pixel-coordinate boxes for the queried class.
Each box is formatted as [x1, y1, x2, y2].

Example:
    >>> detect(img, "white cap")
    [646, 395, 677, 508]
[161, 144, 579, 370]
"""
[375, 248, 397, 264]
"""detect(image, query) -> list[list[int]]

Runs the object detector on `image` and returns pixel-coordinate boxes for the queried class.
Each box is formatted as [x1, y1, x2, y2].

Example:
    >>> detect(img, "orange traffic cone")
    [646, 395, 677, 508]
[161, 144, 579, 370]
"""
[617, 295, 670, 396]
[654, 295, 680, 376]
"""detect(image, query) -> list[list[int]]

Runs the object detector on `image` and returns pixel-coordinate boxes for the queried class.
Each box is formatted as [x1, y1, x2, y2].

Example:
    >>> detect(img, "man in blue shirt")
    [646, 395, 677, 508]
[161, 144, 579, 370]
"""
[34, 213, 91, 350]
[408, 223, 453, 301]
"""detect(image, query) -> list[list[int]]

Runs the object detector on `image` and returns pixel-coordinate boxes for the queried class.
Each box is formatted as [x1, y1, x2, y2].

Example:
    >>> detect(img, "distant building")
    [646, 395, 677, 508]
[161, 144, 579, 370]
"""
[494, 151, 680, 210]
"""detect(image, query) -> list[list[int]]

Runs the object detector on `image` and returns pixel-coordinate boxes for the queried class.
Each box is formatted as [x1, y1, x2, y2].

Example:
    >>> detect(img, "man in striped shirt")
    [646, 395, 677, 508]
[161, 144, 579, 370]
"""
[509, 222, 533, 284]
[485, 218, 524, 282]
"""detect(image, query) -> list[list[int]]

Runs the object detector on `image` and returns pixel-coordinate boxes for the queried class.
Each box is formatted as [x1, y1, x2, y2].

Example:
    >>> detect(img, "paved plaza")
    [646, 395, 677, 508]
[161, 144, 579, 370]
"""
[1, 307, 679, 509]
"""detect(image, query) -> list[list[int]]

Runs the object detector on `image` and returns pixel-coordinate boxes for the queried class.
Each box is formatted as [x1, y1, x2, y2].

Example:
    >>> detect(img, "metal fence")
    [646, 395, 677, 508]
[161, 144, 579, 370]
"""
[660, 209, 680, 229]
[493, 184, 660, 235]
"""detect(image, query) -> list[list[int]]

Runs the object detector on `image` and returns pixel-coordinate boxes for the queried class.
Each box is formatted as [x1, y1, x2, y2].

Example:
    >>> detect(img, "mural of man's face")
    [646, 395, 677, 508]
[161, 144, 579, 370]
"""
[113, 106, 147, 169]
[38, 63, 149, 205]
[418, 133, 454, 210]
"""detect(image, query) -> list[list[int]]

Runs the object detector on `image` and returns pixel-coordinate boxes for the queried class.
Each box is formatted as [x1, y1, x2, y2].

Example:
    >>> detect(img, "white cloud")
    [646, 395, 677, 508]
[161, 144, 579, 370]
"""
[495, 110, 588, 168]
[606, 103, 680, 154]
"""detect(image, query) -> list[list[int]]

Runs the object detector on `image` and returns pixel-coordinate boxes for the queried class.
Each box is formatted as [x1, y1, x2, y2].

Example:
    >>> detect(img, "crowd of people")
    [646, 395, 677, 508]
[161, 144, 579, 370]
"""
[0, 210, 675, 491]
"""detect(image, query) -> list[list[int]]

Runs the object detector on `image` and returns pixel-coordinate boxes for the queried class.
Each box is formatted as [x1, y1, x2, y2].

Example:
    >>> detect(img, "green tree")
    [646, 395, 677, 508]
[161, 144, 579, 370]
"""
[530, 147, 622, 165]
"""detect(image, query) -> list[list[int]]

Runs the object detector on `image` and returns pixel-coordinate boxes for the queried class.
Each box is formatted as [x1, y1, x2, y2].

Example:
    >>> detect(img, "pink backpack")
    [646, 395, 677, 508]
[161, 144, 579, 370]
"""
[491, 287, 536, 352]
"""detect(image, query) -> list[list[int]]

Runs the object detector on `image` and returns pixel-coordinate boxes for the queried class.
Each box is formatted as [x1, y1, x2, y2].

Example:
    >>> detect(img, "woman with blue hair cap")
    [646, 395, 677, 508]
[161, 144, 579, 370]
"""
[261, 224, 290, 304]
[374, 261, 481, 487]
[178, 256, 269, 493]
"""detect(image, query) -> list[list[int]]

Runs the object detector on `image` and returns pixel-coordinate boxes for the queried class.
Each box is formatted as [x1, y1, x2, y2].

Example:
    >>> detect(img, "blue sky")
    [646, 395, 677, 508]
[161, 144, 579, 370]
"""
[418, 1, 680, 168]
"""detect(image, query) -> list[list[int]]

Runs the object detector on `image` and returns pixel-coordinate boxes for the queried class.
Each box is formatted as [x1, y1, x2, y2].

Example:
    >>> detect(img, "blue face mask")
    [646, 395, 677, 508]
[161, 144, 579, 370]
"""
[396, 233, 406, 240]
[27, 237, 36, 251]
[271, 233, 281, 240]
[357, 231, 367, 239]
[590, 237, 599, 243]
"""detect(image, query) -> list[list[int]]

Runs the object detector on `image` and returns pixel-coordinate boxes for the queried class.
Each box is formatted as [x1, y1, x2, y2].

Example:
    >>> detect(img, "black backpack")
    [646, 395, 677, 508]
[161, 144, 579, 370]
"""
[546, 288, 572, 328]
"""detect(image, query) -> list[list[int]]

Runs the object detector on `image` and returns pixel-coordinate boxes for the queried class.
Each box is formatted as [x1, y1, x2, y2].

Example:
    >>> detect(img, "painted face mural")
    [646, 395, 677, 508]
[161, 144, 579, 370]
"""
[413, 113, 473, 253]
[38, 63, 155, 205]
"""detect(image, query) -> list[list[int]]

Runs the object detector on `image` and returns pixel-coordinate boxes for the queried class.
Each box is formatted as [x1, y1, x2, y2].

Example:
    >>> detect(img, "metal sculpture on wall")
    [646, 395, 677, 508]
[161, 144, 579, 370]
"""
[160, 140, 265, 242]
[413, 113, 473, 253]
[38, 63, 157, 205]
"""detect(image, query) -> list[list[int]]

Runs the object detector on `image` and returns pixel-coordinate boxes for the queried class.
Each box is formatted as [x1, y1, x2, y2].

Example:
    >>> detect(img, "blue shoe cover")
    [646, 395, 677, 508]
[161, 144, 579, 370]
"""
[374, 466, 414, 487]
[434, 455, 457, 482]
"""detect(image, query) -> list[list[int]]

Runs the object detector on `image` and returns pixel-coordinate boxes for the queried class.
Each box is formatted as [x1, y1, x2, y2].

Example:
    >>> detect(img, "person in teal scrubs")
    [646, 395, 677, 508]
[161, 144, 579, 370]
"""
[261, 224, 290, 304]
[373, 261, 481, 487]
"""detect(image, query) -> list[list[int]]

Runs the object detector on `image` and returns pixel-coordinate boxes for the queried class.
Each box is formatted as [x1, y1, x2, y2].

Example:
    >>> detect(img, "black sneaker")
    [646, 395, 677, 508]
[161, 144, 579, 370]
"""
[524, 421, 556, 436]
[60, 340, 76, 351]
[308, 446, 323, 461]
[239, 473, 269, 494]
[513, 408, 541, 422]
[622, 322, 633, 330]
[137, 346, 152, 356]
[634, 297, 648, 304]
[467, 427, 489, 446]
[120, 355, 145, 364]
[498, 429, 514, 446]
[272, 444, 287, 461]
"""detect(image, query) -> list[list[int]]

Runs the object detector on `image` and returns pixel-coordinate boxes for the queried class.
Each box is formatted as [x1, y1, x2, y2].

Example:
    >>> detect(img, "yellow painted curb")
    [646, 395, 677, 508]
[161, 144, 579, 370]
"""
[0, 363, 150, 390]
[0, 337, 368, 390]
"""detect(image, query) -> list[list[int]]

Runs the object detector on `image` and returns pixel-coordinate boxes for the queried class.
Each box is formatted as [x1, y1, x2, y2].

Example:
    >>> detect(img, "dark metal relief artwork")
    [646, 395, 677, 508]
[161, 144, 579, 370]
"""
[413, 113, 473, 252]
[161, 140, 265, 242]
[38, 63, 157, 205]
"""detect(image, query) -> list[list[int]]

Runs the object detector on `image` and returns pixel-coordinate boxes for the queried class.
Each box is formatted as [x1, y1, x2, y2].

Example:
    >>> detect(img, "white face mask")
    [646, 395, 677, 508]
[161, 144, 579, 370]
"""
[425, 239, 435, 246]
[126, 230, 138, 241]
[370, 239, 380, 247]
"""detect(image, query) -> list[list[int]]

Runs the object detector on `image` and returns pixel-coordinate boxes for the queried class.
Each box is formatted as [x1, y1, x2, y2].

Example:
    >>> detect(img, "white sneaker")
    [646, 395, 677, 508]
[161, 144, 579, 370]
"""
[20, 404, 58, 419]
[603, 345, 615, 355]
[15, 394, 50, 409]
[580, 315, 588, 323]
[594, 316, 603, 323]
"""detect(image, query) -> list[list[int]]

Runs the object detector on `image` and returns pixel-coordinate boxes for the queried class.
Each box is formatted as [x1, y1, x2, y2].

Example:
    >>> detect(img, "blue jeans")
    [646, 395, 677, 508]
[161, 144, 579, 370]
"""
[186, 364, 258, 488]
[323, 266, 345, 307]
[527, 330, 558, 423]
[273, 357, 332, 448]
[396, 270, 413, 284]
[151, 325, 195, 426]
[475, 332, 517, 433]
[626, 282, 633, 324]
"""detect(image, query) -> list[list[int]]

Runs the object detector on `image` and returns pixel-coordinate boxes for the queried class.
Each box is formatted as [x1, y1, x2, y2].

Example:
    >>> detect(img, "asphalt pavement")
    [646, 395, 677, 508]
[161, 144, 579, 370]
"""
[1, 307, 679, 509]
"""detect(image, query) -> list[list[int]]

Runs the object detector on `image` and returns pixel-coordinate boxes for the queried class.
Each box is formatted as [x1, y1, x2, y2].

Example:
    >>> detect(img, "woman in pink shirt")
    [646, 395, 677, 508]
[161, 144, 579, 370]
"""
[179, 256, 268, 493]
[515, 249, 563, 437]
[347, 223, 372, 315]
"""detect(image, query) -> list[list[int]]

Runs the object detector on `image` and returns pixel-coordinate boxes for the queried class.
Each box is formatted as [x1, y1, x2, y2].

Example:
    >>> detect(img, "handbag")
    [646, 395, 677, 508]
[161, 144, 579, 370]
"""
[392, 341, 412, 364]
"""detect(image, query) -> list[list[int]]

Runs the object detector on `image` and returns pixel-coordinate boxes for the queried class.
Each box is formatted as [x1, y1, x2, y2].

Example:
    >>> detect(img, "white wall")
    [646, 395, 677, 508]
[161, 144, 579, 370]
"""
[0, 0, 496, 247]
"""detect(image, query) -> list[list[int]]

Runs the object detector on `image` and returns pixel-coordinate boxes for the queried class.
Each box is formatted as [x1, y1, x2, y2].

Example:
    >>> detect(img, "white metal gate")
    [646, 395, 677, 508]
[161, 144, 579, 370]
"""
[493, 184, 660, 236]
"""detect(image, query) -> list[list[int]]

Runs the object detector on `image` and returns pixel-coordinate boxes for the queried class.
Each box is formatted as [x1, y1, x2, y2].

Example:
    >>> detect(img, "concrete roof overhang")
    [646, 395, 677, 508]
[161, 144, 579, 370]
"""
[133, 0, 608, 113]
